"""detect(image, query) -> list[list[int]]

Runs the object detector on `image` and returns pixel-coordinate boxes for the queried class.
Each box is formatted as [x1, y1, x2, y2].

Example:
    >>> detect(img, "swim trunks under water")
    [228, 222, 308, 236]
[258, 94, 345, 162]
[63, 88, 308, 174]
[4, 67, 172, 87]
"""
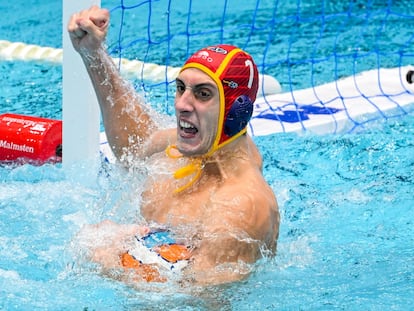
[120, 230, 191, 282]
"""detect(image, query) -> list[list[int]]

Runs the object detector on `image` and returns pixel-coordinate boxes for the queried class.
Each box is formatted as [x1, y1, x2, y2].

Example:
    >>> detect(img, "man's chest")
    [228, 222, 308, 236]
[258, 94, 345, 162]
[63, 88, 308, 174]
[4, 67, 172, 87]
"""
[140, 153, 225, 225]
[140, 177, 214, 226]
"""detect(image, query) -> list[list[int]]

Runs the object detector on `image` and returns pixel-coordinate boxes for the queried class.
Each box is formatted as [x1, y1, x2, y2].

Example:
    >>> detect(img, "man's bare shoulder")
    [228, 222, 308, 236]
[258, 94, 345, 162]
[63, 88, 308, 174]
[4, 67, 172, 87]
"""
[210, 179, 277, 235]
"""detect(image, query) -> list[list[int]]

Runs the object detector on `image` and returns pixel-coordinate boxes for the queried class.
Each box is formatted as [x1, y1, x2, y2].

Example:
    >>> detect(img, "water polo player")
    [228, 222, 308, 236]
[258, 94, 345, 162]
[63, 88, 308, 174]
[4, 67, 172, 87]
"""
[68, 5, 279, 286]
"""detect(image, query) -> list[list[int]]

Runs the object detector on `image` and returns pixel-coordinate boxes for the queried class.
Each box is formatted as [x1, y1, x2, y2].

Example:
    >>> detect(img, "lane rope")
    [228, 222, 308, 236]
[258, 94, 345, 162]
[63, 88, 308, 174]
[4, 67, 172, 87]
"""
[0, 40, 281, 94]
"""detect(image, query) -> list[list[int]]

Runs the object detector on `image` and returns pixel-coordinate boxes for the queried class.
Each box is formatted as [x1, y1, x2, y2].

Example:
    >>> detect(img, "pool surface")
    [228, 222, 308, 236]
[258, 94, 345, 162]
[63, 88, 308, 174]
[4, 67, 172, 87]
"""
[1, 0, 414, 310]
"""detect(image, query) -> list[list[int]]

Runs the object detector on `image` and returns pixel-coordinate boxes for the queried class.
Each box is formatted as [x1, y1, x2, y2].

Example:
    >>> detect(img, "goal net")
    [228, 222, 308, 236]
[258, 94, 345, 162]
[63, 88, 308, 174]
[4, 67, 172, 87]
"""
[105, 0, 414, 134]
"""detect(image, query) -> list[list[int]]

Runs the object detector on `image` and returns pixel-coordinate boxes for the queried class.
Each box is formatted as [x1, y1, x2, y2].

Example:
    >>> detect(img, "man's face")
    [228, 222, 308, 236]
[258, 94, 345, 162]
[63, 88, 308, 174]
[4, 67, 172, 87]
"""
[174, 68, 220, 156]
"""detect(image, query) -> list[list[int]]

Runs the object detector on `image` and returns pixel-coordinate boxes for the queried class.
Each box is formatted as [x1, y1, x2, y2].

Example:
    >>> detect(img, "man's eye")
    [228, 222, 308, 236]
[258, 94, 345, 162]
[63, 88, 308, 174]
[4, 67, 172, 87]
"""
[176, 84, 185, 93]
[194, 89, 212, 101]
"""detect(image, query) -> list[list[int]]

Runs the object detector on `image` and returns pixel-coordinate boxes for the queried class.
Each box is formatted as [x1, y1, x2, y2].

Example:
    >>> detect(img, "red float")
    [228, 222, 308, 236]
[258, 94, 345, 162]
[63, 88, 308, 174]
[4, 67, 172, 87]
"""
[0, 113, 62, 165]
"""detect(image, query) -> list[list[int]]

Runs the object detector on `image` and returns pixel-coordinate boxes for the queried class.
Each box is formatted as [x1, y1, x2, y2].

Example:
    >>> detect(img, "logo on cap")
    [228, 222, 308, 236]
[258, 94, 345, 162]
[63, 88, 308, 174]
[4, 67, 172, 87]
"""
[223, 79, 238, 89]
[191, 50, 213, 62]
[206, 46, 228, 54]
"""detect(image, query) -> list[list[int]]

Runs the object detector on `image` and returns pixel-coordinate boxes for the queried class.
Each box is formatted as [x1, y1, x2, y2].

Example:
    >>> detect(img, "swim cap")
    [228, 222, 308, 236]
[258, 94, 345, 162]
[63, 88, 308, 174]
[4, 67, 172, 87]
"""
[180, 44, 259, 156]
[167, 45, 259, 193]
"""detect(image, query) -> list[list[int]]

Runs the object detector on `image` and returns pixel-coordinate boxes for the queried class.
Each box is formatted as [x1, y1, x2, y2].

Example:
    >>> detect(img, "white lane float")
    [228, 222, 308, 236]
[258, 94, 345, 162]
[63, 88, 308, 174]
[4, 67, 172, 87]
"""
[249, 66, 414, 136]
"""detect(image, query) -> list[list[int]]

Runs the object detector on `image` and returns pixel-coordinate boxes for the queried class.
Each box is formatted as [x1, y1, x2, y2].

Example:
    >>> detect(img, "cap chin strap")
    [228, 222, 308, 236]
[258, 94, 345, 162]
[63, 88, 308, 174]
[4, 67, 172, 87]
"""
[165, 145, 205, 194]
[165, 127, 246, 194]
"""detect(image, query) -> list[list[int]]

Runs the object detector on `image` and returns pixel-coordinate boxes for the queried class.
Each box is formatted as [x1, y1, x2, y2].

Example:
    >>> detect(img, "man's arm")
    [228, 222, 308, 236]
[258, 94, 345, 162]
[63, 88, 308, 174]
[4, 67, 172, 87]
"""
[186, 190, 277, 285]
[187, 231, 261, 285]
[67, 6, 167, 161]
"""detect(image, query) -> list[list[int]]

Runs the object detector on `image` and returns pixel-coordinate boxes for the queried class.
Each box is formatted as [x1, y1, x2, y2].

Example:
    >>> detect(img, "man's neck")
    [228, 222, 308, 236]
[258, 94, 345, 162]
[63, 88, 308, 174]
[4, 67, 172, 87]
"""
[204, 135, 249, 177]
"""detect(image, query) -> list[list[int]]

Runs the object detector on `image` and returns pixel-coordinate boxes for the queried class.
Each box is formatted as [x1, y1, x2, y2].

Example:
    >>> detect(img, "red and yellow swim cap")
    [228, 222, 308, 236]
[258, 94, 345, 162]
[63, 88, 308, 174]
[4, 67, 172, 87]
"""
[167, 45, 259, 193]
[181, 44, 259, 156]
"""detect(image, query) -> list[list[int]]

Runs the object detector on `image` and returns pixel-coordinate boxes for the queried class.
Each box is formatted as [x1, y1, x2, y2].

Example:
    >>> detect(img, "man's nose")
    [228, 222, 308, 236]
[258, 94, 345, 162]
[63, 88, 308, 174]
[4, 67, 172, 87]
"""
[175, 88, 195, 111]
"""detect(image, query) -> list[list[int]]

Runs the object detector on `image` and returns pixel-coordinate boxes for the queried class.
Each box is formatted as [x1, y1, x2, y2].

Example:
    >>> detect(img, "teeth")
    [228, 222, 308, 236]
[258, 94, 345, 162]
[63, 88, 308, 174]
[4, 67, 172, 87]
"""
[180, 120, 194, 129]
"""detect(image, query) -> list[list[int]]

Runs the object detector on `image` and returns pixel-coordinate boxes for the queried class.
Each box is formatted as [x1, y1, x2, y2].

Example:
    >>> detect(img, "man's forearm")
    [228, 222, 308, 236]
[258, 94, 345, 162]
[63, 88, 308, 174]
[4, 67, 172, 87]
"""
[80, 47, 156, 159]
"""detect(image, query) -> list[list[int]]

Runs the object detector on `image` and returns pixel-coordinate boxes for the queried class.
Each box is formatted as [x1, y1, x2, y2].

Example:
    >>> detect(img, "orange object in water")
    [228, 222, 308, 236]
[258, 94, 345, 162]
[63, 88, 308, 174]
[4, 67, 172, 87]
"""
[0, 113, 62, 165]
[120, 242, 191, 283]
[120, 253, 166, 283]
[155, 244, 192, 263]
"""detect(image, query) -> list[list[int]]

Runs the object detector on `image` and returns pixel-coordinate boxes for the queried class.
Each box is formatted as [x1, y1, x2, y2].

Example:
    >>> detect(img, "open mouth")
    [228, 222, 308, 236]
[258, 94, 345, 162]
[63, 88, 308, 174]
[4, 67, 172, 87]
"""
[180, 120, 198, 135]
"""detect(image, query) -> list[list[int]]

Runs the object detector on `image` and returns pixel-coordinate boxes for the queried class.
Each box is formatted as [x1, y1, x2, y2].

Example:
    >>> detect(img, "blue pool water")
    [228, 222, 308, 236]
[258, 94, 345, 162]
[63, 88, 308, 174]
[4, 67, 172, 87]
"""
[1, 0, 414, 310]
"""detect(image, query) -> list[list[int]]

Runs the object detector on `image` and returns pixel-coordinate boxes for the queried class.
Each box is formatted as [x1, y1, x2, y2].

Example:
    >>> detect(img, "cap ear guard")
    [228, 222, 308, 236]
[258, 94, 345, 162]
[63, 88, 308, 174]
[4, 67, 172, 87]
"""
[223, 95, 253, 137]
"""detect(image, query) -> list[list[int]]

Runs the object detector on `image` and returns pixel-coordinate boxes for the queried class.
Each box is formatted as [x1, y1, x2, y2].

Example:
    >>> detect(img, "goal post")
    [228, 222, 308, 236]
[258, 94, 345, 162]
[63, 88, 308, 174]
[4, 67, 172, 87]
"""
[62, 0, 101, 170]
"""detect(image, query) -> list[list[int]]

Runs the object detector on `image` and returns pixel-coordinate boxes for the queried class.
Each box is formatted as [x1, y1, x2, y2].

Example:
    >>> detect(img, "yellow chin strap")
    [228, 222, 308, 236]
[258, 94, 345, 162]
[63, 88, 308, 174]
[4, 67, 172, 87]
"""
[165, 131, 245, 194]
[166, 145, 205, 194]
